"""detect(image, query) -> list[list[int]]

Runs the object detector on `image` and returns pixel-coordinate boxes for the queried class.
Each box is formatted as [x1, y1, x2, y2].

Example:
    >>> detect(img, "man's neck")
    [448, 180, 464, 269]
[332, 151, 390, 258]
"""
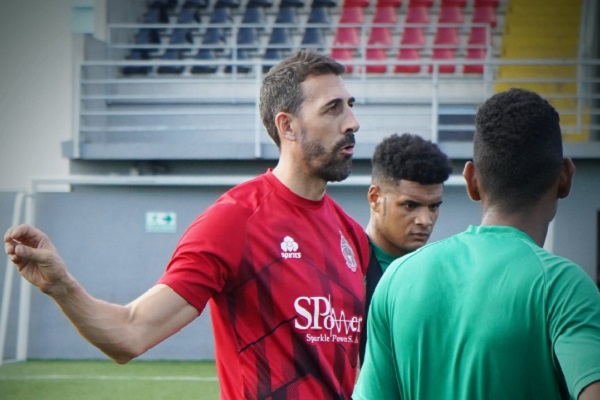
[480, 207, 552, 248]
[272, 163, 327, 201]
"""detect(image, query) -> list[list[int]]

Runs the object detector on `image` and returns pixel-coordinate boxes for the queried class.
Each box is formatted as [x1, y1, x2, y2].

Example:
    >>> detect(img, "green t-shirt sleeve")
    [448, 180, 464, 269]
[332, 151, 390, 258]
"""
[353, 262, 402, 400]
[546, 259, 600, 398]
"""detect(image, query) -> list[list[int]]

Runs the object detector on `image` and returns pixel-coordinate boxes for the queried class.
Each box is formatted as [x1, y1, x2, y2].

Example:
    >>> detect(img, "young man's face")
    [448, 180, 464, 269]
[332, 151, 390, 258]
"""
[292, 74, 360, 182]
[369, 179, 444, 257]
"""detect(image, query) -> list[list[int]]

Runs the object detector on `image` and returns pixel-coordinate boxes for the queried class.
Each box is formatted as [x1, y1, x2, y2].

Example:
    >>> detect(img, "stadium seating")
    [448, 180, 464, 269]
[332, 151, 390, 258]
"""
[334, 27, 360, 48]
[366, 48, 388, 73]
[394, 48, 421, 73]
[119, 0, 507, 78]
[339, 6, 366, 25]
[373, 5, 398, 24]
[302, 27, 326, 51]
[331, 47, 356, 73]
[405, 5, 430, 24]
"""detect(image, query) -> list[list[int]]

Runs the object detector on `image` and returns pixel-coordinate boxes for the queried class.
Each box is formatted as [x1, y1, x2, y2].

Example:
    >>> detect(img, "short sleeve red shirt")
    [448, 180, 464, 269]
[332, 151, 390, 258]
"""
[158, 170, 370, 400]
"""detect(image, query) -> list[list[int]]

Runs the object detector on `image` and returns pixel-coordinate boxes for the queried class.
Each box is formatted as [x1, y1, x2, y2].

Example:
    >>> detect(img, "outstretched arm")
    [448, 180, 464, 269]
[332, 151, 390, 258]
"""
[4, 224, 199, 364]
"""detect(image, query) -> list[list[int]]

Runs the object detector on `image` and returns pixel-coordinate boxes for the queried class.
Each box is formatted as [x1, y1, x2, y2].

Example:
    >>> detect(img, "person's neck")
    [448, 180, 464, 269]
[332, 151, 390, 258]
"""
[480, 202, 555, 248]
[272, 162, 327, 201]
[365, 221, 409, 258]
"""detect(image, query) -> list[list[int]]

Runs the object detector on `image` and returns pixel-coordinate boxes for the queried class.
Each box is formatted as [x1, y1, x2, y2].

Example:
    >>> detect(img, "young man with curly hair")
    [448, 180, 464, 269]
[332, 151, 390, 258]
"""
[359, 133, 452, 363]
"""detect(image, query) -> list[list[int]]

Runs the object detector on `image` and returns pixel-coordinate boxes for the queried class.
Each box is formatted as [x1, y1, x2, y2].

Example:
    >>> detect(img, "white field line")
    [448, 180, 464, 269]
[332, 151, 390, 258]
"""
[0, 374, 218, 382]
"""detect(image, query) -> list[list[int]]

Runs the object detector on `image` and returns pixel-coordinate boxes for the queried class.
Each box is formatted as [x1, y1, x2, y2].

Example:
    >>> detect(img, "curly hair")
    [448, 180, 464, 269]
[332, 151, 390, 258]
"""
[371, 133, 452, 185]
[474, 88, 563, 211]
[259, 50, 345, 148]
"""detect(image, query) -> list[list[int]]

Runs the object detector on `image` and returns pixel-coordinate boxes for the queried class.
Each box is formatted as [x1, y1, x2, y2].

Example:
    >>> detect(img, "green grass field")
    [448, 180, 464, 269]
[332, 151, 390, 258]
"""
[0, 360, 220, 400]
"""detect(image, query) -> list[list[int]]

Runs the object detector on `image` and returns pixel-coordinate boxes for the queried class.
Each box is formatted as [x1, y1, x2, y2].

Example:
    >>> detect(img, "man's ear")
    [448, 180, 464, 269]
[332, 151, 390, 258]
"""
[557, 158, 576, 199]
[463, 161, 481, 201]
[367, 185, 382, 212]
[275, 112, 295, 143]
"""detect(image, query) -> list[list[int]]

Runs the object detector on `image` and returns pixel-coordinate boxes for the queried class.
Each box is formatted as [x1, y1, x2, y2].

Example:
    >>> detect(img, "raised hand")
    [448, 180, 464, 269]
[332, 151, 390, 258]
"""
[4, 224, 69, 295]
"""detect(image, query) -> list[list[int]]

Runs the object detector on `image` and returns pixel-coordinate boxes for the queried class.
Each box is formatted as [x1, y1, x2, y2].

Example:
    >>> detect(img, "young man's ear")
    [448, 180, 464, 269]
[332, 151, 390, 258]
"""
[367, 185, 382, 212]
[275, 112, 296, 143]
[463, 161, 481, 201]
[557, 158, 576, 199]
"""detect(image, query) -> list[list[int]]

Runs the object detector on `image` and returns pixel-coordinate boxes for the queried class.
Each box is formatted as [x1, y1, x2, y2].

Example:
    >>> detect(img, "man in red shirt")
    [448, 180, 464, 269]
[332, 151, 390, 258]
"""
[4, 50, 370, 399]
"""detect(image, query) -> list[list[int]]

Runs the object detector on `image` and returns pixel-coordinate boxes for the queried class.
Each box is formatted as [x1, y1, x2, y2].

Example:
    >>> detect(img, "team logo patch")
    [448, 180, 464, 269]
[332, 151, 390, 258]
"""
[340, 233, 357, 272]
[281, 236, 302, 259]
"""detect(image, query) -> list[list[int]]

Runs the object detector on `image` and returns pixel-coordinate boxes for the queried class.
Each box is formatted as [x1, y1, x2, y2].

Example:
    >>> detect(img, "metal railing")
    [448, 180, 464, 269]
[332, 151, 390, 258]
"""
[69, 17, 599, 160]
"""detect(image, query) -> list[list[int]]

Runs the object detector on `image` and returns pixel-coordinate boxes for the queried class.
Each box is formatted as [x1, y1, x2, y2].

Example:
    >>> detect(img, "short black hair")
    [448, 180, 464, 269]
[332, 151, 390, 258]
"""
[371, 133, 452, 185]
[474, 88, 563, 211]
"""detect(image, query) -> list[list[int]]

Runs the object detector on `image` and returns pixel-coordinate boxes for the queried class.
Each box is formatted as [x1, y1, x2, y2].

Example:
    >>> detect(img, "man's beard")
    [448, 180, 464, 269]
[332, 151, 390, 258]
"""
[300, 131, 355, 182]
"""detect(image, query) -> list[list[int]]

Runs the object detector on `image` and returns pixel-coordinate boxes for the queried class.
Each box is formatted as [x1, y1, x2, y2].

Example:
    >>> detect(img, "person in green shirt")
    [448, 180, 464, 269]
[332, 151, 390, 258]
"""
[353, 88, 600, 400]
[359, 133, 452, 364]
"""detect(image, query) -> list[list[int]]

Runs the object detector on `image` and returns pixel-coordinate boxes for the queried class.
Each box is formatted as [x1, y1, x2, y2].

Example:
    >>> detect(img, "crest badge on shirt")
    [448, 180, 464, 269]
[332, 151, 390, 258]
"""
[340, 233, 357, 272]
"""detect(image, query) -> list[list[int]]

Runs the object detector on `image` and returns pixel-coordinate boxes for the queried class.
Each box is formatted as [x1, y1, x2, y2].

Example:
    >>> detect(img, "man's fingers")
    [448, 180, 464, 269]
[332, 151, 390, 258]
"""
[14, 243, 52, 265]
[5, 224, 44, 246]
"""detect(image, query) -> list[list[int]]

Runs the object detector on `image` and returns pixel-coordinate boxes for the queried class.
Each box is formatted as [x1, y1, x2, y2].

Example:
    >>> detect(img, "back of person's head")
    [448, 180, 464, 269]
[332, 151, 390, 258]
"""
[371, 133, 452, 186]
[259, 50, 345, 148]
[474, 88, 563, 211]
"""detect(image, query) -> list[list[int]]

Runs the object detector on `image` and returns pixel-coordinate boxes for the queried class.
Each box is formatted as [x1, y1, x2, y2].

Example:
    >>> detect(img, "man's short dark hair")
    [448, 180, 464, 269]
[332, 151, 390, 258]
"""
[474, 88, 563, 211]
[259, 50, 346, 148]
[371, 133, 452, 185]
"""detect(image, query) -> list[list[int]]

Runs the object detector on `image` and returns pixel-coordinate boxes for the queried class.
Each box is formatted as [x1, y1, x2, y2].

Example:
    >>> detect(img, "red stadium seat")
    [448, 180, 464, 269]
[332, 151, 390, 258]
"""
[368, 27, 393, 46]
[377, 0, 401, 6]
[463, 48, 486, 74]
[401, 26, 425, 46]
[339, 6, 365, 24]
[331, 47, 356, 72]
[409, 0, 433, 7]
[394, 48, 421, 73]
[366, 48, 388, 73]
[472, 5, 497, 28]
[474, 0, 499, 7]
[405, 5, 430, 24]
[438, 5, 464, 24]
[468, 26, 491, 46]
[429, 48, 456, 73]
[344, 0, 370, 6]
[434, 26, 460, 49]
[373, 5, 398, 24]
[334, 27, 360, 47]
[441, 0, 466, 6]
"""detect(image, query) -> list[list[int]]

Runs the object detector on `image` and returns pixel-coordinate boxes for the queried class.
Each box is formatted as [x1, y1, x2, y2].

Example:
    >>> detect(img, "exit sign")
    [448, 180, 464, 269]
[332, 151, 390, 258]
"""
[145, 211, 177, 233]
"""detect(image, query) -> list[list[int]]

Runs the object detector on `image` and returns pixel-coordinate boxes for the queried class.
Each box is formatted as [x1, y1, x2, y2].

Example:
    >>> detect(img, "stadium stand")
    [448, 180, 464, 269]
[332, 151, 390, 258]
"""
[68, 0, 598, 162]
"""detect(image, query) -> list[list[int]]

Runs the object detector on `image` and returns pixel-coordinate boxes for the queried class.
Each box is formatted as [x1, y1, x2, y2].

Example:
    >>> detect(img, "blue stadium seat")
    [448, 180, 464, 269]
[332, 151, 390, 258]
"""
[312, 0, 337, 7]
[182, 0, 209, 7]
[210, 6, 233, 23]
[247, 0, 274, 6]
[123, 50, 153, 75]
[224, 49, 253, 73]
[275, 6, 298, 25]
[191, 49, 219, 74]
[263, 48, 284, 73]
[215, 0, 241, 8]
[301, 27, 325, 51]
[241, 5, 265, 30]
[237, 27, 260, 52]
[307, 5, 330, 25]
[281, 0, 305, 7]
[202, 27, 226, 54]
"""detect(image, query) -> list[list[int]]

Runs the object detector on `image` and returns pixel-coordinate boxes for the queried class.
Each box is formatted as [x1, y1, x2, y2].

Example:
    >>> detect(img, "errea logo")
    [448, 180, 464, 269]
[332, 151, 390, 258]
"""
[281, 236, 302, 259]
